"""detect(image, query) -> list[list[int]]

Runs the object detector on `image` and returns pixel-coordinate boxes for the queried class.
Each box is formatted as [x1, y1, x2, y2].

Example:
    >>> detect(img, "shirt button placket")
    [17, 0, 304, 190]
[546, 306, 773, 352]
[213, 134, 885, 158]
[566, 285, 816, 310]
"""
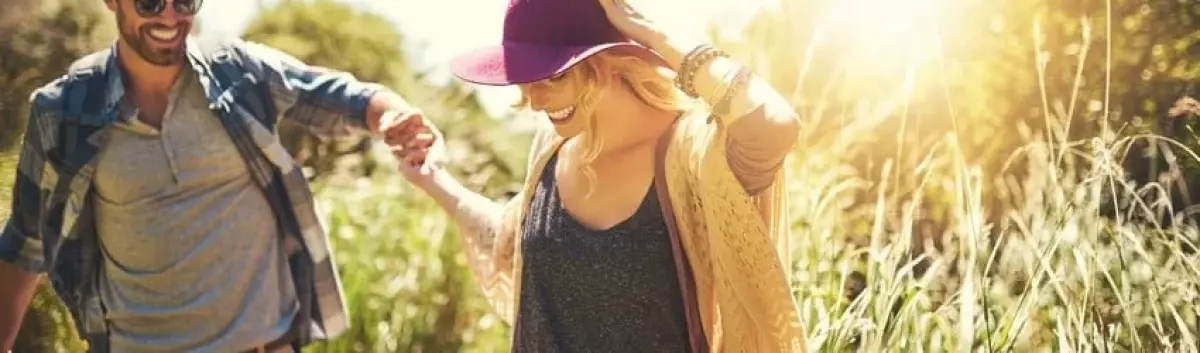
[161, 116, 180, 184]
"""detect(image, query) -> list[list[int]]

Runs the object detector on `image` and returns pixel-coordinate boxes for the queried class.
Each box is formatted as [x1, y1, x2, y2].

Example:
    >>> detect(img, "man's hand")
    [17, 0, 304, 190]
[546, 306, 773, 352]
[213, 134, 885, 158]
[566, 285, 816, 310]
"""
[0, 261, 40, 351]
[379, 110, 447, 188]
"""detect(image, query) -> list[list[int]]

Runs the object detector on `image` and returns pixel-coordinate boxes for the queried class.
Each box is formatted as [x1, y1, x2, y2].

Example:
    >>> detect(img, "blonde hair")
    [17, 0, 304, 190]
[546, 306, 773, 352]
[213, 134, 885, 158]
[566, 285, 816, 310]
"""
[515, 50, 692, 197]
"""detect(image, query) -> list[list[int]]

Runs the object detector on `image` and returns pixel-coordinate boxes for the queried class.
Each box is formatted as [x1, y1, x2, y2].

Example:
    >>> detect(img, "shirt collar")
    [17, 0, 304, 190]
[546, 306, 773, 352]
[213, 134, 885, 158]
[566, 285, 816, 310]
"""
[101, 38, 218, 121]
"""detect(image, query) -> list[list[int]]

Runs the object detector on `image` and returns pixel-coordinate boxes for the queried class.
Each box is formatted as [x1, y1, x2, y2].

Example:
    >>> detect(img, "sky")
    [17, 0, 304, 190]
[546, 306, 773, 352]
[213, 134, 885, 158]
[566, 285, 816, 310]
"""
[195, 0, 772, 116]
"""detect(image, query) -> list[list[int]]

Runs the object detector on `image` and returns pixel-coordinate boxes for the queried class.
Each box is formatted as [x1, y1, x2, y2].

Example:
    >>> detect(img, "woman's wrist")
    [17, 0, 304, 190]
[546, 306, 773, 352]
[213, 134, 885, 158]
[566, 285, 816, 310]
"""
[412, 166, 456, 193]
[638, 26, 760, 125]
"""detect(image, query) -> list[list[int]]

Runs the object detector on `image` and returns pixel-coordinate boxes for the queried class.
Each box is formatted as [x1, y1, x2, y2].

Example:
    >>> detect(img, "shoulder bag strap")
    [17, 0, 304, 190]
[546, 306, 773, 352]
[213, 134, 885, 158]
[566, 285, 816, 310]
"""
[653, 116, 709, 353]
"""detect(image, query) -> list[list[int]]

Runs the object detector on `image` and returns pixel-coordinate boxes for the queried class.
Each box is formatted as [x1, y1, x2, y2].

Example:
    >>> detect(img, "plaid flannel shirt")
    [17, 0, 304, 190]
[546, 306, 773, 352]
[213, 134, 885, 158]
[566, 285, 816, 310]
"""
[0, 37, 385, 352]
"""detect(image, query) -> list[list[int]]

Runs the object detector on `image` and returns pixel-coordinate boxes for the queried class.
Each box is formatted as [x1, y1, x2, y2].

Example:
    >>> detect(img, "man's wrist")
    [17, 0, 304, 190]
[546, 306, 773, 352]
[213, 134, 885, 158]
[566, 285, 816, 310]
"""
[366, 91, 420, 134]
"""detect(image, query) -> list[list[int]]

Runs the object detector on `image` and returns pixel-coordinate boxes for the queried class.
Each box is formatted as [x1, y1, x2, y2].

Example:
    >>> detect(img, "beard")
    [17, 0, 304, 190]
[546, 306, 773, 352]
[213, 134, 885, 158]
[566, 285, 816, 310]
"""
[116, 10, 189, 66]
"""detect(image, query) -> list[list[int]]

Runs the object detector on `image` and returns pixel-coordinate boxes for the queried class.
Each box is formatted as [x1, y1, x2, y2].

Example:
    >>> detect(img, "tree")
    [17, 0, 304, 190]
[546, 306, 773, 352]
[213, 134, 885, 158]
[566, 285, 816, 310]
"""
[0, 0, 116, 151]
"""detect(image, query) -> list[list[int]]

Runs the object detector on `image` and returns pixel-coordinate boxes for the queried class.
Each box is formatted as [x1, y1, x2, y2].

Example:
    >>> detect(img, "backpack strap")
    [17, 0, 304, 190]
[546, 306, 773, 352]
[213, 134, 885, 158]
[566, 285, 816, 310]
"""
[653, 114, 709, 353]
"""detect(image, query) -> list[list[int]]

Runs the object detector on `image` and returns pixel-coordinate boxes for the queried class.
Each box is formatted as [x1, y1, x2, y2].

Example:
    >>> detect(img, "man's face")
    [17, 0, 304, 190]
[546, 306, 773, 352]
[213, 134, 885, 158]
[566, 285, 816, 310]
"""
[108, 0, 200, 66]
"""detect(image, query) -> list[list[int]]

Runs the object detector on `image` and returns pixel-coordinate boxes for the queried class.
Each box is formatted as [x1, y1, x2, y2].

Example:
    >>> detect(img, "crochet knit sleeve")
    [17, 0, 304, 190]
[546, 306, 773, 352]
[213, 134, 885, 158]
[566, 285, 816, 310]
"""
[450, 124, 556, 325]
[451, 189, 522, 324]
[724, 94, 801, 195]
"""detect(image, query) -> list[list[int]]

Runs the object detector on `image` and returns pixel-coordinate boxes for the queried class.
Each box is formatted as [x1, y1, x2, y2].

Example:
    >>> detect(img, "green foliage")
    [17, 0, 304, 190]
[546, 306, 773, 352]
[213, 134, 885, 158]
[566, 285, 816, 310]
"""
[714, 0, 1200, 350]
[242, 0, 412, 88]
[303, 170, 511, 353]
[726, 0, 1198, 199]
[0, 0, 116, 151]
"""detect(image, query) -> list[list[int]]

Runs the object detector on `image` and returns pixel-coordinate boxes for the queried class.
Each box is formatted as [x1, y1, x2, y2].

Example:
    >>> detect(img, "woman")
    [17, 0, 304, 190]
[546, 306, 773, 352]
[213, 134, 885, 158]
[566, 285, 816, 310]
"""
[385, 0, 808, 351]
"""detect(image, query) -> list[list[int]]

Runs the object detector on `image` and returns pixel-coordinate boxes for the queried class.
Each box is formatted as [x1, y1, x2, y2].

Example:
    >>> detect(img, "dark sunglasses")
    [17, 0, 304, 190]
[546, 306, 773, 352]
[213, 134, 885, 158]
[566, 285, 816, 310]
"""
[132, 0, 203, 18]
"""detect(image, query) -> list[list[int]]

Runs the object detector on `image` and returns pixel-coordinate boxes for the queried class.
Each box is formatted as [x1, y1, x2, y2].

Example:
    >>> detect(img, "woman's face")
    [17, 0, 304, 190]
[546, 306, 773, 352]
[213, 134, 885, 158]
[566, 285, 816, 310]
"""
[519, 60, 608, 139]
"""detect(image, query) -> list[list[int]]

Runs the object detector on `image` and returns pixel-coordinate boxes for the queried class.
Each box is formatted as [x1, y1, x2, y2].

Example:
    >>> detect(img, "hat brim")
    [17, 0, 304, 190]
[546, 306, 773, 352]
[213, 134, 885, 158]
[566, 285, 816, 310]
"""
[449, 41, 667, 86]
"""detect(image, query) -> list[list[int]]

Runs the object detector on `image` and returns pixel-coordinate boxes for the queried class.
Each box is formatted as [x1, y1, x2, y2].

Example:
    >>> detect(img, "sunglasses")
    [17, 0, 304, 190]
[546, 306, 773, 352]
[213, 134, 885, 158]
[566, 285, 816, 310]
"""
[132, 0, 203, 18]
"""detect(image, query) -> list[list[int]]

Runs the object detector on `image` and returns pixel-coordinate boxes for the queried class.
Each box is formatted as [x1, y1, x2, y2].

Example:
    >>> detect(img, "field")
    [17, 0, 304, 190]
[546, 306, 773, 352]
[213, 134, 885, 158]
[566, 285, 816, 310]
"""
[4, 0, 1199, 352]
[304, 75, 1200, 353]
[301, 1, 1200, 351]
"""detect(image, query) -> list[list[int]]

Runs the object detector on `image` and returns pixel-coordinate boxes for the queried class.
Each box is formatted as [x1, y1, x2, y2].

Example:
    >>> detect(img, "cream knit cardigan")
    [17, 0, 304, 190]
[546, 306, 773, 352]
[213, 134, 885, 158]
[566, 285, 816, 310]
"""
[452, 109, 807, 352]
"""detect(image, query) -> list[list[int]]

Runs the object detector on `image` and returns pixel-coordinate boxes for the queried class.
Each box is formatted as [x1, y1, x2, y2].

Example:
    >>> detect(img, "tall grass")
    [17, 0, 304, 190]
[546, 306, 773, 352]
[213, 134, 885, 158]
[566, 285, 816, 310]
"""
[309, 1, 1200, 350]
[784, 115, 1200, 351]
[768, 1, 1200, 351]
[304, 165, 511, 353]
[313, 31, 1195, 353]
[309, 59, 1200, 353]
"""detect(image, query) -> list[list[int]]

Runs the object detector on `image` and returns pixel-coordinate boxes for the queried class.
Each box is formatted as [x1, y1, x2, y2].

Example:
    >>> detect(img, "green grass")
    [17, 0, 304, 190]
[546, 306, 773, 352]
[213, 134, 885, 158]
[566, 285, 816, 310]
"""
[783, 130, 1200, 352]
[0, 153, 12, 218]
[302, 5, 1200, 350]
[303, 163, 511, 353]
[302, 123, 1199, 352]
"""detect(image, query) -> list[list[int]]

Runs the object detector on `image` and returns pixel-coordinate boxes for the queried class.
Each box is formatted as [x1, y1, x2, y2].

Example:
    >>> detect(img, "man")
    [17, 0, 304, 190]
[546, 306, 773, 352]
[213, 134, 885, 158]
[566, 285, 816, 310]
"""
[0, 0, 431, 351]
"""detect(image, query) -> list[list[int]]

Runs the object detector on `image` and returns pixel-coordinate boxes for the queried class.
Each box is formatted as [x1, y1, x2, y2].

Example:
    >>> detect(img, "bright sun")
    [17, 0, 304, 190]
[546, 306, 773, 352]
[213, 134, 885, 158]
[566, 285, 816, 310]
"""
[823, 0, 941, 64]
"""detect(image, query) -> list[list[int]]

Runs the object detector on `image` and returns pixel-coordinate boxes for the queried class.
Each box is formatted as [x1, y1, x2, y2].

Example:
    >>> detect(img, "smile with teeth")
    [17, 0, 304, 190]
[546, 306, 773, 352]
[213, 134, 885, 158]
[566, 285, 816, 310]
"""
[148, 27, 182, 42]
[546, 105, 576, 122]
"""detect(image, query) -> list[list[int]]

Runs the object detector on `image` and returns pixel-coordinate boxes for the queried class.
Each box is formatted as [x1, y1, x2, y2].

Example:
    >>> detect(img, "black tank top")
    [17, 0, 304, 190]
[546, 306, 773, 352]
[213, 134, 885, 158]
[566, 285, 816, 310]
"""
[513, 151, 690, 353]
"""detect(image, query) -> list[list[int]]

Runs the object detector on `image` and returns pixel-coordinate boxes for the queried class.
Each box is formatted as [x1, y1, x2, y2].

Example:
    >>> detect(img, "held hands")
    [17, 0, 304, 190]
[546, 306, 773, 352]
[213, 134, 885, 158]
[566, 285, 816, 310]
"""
[379, 110, 446, 186]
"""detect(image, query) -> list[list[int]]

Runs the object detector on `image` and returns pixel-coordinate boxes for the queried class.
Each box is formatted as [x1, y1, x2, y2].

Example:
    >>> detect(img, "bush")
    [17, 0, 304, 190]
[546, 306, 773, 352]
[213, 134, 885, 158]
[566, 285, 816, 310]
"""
[0, 0, 115, 151]
[304, 159, 511, 353]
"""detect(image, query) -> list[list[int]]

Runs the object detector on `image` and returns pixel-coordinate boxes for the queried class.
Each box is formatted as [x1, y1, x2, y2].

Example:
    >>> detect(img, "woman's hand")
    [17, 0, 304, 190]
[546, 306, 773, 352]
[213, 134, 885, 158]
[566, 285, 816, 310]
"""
[597, 0, 701, 72]
[597, 0, 662, 47]
[380, 110, 447, 189]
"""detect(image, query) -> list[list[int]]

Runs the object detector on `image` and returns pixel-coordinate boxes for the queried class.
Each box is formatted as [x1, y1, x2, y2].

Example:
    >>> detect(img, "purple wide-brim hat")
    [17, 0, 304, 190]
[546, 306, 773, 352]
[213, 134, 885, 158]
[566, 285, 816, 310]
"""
[450, 42, 664, 86]
[449, 0, 668, 86]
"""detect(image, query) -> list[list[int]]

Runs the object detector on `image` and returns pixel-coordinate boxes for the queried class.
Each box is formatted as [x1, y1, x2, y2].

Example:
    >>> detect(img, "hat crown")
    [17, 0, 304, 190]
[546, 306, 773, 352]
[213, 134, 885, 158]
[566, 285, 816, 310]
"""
[502, 0, 627, 45]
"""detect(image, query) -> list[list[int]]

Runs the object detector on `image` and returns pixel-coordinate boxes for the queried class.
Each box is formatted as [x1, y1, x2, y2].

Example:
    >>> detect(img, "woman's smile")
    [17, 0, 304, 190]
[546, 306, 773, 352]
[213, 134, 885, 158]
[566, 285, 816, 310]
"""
[546, 105, 577, 125]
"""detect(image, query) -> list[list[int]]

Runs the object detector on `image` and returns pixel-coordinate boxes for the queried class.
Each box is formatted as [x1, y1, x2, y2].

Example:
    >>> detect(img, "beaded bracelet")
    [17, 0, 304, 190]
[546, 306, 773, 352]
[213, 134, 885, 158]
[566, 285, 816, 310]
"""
[675, 44, 728, 98]
[685, 49, 726, 98]
[708, 65, 754, 125]
[708, 65, 740, 102]
[675, 45, 710, 94]
[678, 44, 710, 73]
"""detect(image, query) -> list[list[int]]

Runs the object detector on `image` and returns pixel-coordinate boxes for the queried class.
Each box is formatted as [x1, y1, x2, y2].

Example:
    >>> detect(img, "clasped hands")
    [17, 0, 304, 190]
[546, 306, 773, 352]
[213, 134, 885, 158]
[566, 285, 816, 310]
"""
[378, 110, 447, 184]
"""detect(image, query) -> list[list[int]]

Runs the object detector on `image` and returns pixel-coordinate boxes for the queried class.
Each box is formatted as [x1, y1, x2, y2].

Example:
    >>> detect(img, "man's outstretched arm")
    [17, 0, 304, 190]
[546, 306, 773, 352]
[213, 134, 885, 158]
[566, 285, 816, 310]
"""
[237, 39, 422, 139]
[0, 103, 53, 352]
